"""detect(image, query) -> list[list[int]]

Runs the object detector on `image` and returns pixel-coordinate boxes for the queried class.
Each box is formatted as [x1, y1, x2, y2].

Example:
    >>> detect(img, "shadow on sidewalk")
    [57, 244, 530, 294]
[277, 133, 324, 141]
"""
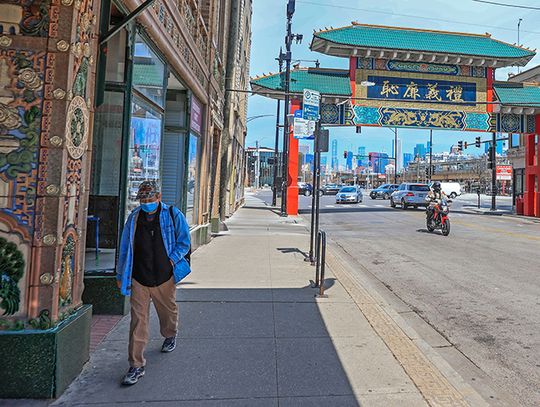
[53, 286, 364, 407]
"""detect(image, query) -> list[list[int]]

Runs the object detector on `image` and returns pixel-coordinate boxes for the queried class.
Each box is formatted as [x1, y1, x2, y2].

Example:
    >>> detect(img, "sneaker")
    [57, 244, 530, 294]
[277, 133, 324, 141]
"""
[122, 366, 145, 385]
[161, 336, 176, 353]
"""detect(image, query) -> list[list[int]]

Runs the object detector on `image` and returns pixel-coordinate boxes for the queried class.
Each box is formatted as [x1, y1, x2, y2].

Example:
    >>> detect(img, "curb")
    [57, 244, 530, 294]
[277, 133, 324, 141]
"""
[325, 244, 499, 407]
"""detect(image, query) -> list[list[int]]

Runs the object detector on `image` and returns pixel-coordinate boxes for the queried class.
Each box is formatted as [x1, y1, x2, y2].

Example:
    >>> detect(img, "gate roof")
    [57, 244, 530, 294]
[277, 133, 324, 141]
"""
[311, 23, 535, 67]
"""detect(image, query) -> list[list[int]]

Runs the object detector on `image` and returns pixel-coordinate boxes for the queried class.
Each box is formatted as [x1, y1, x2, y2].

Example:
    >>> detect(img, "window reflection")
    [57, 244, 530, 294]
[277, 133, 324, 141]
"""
[133, 35, 165, 107]
[186, 133, 199, 225]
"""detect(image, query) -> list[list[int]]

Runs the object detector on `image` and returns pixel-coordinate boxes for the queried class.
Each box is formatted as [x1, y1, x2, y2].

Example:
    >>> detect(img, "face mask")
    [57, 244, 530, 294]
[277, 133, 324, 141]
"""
[141, 201, 159, 213]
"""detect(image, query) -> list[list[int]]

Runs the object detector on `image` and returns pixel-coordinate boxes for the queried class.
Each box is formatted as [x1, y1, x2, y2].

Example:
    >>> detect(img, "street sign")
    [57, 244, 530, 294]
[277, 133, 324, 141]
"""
[302, 89, 320, 121]
[293, 117, 315, 139]
[496, 165, 512, 180]
[294, 109, 303, 118]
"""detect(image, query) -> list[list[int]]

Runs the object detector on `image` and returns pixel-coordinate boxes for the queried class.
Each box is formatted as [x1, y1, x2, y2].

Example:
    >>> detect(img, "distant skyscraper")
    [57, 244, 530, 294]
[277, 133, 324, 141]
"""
[486, 139, 504, 155]
[396, 138, 403, 171]
[414, 143, 426, 159]
[403, 153, 414, 168]
[331, 139, 338, 171]
[370, 152, 390, 174]
[299, 144, 310, 156]
[346, 151, 353, 171]
[357, 146, 366, 167]
[320, 155, 328, 175]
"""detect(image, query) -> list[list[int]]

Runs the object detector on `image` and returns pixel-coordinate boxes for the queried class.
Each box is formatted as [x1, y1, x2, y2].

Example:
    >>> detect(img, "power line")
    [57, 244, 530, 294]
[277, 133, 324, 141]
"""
[472, 0, 540, 11]
[296, 0, 540, 36]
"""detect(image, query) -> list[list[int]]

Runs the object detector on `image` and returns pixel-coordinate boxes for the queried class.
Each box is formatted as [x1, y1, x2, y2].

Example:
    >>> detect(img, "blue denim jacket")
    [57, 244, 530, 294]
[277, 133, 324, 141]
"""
[116, 202, 191, 296]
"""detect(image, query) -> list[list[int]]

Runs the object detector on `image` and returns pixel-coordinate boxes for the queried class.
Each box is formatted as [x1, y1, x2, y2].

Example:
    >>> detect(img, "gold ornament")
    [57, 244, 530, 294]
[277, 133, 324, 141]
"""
[46, 184, 60, 195]
[53, 88, 66, 99]
[61, 0, 73, 5]
[43, 234, 57, 246]
[50, 135, 63, 147]
[40, 273, 54, 285]
[0, 36, 13, 47]
[56, 40, 70, 52]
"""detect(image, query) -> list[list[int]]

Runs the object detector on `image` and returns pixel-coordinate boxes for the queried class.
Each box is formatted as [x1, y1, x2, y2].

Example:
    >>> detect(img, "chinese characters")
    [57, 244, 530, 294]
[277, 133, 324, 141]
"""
[374, 77, 472, 104]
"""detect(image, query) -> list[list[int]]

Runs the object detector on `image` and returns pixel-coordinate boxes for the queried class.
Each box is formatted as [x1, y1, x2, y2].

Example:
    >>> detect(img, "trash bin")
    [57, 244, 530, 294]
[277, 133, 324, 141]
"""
[516, 196, 524, 215]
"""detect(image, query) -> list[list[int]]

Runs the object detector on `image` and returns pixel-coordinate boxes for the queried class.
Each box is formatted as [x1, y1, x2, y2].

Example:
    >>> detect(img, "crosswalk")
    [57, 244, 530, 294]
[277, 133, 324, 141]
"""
[308, 203, 391, 209]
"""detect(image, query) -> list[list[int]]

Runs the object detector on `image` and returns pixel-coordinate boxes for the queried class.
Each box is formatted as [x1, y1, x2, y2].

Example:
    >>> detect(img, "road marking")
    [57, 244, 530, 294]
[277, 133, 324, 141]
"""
[326, 205, 335, 208]
[375, 204, 387, 208]
[452, 220, 540, 241]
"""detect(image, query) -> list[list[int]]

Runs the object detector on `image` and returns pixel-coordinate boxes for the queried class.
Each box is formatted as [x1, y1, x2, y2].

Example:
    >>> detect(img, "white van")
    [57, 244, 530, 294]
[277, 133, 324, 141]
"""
[440, 182, 462, 198]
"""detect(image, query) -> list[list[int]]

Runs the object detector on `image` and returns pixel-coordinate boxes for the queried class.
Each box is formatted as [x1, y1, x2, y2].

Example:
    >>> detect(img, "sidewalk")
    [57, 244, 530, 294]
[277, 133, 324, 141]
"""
[54, 194, 486, 406]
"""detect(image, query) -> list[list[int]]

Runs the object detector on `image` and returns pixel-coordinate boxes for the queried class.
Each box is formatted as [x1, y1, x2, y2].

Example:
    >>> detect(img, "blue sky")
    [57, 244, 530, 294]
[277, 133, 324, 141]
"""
[246, 0, 540, 164]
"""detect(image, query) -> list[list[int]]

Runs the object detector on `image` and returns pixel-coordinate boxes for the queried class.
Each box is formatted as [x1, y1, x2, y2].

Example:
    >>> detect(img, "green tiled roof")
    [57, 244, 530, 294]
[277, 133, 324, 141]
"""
[494, 84, 540, 108]
[314, 24, 535, 60]
[251, 68, 351, 96]
[133, 63, 164, 87]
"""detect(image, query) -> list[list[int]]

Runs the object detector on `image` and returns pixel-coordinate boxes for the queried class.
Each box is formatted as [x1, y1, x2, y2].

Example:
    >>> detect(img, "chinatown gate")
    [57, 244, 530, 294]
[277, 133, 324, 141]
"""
[251, 23, 540, 218]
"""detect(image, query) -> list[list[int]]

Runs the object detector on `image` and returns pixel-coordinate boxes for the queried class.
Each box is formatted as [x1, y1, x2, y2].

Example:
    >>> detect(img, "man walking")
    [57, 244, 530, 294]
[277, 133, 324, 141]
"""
[116, 180, 191, 385]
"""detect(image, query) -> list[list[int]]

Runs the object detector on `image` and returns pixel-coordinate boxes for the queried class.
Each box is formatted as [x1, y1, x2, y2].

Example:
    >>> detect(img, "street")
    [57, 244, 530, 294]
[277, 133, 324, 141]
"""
[256, 189, 540, 407]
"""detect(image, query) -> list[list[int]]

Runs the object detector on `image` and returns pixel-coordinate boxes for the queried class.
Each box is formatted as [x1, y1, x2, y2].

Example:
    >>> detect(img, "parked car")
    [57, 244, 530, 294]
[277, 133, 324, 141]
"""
[370, 184, 399, 200]
[336, 186, 363, 204]
[321, 184, 342, 195]
[439, 182, 462, 199]
[298, 182, 313, 196]
[390, 183, 431, 209]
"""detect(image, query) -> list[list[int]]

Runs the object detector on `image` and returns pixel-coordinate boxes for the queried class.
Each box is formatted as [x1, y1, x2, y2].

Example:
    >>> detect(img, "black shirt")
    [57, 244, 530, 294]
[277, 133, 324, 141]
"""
[132, 204, 173, 287]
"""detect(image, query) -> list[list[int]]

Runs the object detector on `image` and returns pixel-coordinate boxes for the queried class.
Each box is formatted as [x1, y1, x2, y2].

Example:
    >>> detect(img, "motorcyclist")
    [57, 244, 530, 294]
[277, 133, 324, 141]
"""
[426, 182, 448, 222]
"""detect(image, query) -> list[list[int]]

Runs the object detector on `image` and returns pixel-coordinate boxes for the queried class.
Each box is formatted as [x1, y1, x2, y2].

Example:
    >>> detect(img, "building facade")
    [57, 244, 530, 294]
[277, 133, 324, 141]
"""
[0, 0, 252, 398]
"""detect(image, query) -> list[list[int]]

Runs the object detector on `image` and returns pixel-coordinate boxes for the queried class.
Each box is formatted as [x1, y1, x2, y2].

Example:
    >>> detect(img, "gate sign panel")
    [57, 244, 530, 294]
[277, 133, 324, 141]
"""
[353, 58, 491, 132]
[303, 89, 321, 120]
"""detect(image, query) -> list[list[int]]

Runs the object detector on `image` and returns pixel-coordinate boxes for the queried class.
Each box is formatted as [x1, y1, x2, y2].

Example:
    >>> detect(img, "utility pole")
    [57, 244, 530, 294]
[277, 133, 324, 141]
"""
[280, 0, 302, 216]
[491, 131, 497, 211]
[272, 50, 284, 206]
[393, 128, 398, 184]
[429, 129, 433, 182]
[518, 18, 523, 73]
[255, 140, 260, 189]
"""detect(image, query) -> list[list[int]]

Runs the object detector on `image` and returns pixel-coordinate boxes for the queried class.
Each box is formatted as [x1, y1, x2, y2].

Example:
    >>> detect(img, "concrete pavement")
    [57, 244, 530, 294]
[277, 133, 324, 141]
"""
[256, 189, 538, 407]
[51, 193, 494, 406]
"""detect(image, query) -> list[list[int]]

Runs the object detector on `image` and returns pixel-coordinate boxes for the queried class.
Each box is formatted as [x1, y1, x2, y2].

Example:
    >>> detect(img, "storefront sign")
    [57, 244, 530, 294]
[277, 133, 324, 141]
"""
[190, 97, 203, 134]
[496, 165, 513, 180]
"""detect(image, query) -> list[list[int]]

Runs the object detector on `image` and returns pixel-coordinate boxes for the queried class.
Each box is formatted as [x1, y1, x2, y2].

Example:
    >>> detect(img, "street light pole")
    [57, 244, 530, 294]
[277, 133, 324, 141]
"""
[280, 0, 298, 217]
[272, 50, 284, 207]
[394, 128, 398, 184]
[429, 129, 433, 182]
[491, 131, 497, 211]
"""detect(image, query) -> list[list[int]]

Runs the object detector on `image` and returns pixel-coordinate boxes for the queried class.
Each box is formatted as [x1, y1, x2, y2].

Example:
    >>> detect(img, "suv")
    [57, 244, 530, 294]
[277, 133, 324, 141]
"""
[370, 184, 399, 200]
[298, 182, 313, 196]
[390, 183, 431, 209]
[321, 184, 342, 195]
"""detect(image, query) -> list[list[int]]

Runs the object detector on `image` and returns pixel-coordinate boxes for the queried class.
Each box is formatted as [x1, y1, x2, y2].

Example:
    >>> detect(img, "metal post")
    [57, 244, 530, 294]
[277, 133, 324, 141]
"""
[394, 128, 398, 184]
[272, 67, 282, 206]
[307, 122, 320, 263]
[312, 129, 322, 266]
[280, 2, 295, 217]
[429, 129, 433, 182]
[491, 131, 497, 211]
[318, 231, 327, 297]
[255, 140, 260, 189]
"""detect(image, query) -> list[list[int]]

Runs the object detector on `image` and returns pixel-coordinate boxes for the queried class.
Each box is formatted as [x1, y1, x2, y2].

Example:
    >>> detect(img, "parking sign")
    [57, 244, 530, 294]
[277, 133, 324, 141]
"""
[303, 89, 320, 121]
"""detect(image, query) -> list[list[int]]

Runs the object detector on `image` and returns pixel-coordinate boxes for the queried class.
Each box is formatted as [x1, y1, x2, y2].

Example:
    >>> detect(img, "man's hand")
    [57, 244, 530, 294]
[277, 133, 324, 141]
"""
[116, 279, 122, 289]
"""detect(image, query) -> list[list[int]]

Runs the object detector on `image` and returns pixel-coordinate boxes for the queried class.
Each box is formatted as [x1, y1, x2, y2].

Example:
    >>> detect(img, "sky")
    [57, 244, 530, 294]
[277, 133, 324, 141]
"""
[246, 0, 540, 165]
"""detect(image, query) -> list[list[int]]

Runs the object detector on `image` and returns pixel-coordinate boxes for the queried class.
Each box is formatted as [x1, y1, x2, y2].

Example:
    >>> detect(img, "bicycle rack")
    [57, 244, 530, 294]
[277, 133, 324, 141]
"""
[313, 230, 328, 298]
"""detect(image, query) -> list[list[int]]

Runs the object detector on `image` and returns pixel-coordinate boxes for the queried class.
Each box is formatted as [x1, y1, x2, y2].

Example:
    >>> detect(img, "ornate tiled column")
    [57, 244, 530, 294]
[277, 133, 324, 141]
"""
[0, 0, 100, 397]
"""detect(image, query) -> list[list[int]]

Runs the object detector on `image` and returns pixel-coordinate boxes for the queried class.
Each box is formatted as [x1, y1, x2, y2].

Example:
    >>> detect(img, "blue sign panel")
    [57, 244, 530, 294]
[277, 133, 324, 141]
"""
[366, 75, 477, 106]
[303, 89, 321, 120]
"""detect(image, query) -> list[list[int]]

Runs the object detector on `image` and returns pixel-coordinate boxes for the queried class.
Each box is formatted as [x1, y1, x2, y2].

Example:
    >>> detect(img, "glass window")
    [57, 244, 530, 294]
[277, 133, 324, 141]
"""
[511, 133, 520, 148]
[125, 97, 163, 218]
[133, 35, 165, 107]
[410, 185, 430, 191]
[105, 28, 127, 82]
[186, 133, 199, 225]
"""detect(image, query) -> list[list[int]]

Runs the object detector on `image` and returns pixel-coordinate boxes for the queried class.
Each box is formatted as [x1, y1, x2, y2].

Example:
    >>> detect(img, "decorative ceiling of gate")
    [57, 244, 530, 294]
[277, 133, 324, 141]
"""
[251, 23, 540, 134]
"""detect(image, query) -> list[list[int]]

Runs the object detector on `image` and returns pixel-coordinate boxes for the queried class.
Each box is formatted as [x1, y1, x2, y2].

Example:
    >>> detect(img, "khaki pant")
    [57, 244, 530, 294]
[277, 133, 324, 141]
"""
[128, 277, 178, 368]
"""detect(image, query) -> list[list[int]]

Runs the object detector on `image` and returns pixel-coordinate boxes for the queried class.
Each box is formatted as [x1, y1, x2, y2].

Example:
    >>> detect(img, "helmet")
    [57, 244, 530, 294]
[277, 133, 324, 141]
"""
[432, 182, 441, 192]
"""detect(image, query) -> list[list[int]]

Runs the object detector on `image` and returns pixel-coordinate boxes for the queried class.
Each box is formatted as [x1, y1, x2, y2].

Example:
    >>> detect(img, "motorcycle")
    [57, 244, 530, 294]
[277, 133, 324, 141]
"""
[426, 199, 451, 236]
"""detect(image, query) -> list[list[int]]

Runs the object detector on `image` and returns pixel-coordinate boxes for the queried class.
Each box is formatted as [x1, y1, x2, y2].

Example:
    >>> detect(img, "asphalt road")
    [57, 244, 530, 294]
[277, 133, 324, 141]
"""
[255, 188, 540, 407]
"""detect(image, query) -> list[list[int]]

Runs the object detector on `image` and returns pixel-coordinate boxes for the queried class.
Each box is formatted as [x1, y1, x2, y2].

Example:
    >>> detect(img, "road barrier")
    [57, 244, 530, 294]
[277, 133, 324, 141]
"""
[314, 230, 328, 298]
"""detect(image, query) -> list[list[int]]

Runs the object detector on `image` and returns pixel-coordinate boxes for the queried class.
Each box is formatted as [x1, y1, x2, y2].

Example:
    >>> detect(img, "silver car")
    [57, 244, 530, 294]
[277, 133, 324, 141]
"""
[336, 186, 363, 204]
[390, 183, 431, 209]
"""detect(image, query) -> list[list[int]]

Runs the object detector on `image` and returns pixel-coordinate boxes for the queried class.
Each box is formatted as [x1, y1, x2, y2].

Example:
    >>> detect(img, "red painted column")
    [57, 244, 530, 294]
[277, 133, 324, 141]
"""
[287, 99, 302, 215]
[524, 115, 540, 217]
[486, 67, 494, 113]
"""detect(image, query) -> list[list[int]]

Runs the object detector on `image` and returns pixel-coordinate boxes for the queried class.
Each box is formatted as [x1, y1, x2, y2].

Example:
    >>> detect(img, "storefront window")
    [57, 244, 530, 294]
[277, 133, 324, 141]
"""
[511, 133, 520, 148]
[133, 35, 165, 107]
[125, 98, 163, 218]
[186, 133, 199, 225]
[86, 90, 124, 273]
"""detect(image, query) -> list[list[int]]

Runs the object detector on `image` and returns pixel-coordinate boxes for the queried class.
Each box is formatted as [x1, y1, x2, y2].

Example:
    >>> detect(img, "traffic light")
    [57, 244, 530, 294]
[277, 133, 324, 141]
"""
[487, 146, 494, 169]
[368, 153, 372, 161]
[464, 141, 468, 149]
[475, 136, 481, 148]
[344, 151, 348, 159]
[457, 141, 463, 151]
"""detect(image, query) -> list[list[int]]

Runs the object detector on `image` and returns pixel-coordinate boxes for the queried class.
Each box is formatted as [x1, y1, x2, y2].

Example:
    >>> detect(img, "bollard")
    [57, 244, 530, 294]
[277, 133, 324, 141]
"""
[313, 230, 328, 298]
